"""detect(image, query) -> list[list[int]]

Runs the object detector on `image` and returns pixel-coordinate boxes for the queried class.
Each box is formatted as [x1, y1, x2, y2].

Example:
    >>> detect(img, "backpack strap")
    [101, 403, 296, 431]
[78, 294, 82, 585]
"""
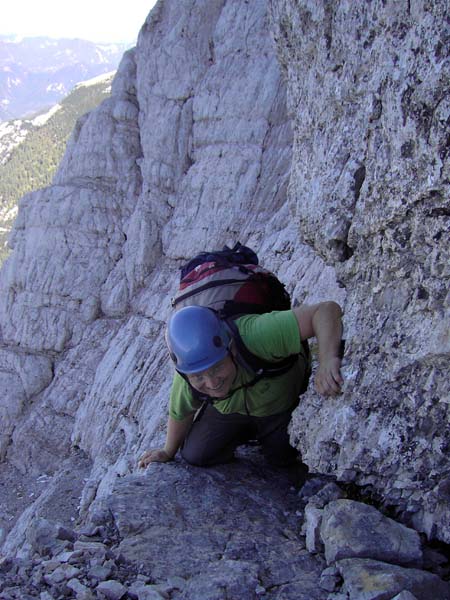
[180, 363, 268, 406]
[223, 318, 299, 379]
[225, 316, 311, 396]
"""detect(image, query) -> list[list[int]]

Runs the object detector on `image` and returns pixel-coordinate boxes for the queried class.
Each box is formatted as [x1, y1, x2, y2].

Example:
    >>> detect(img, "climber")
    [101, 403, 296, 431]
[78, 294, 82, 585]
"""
[138, 301, 344, 470]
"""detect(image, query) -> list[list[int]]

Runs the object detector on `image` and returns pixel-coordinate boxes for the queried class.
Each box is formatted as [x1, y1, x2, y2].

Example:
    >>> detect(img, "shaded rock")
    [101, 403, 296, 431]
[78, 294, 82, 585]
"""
[128, 581, 169, 600]
[138, 591, 168, 600]
[333, 558, 450, 600]
[179, 559, 259, 600]
[67, 578, 90, 594]
[391, 592, 419, 600]
[321, 499, 423, 567]
[301, 480, 346, 509]
[319, 565, 341, 592]
[97, 579, 127, 600]
[303, 481, 347, 553]
[93, 457, 326, 596]
[56, 525, 78, 542]
[26, 518, 68, 557]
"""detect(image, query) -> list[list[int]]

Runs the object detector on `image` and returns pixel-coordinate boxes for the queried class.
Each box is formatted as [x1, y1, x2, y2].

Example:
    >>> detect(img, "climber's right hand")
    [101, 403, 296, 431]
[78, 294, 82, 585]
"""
[138, 448, 172, 468]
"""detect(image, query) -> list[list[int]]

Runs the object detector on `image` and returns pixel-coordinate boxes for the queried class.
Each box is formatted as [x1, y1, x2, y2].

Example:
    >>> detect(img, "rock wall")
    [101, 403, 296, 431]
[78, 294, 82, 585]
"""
[0, 0, 448, 570]
[270, 0, 450, 541]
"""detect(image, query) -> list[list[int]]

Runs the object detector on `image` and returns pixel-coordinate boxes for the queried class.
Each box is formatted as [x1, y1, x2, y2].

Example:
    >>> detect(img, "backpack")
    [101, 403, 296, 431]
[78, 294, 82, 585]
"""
[171, 242, 311, 400]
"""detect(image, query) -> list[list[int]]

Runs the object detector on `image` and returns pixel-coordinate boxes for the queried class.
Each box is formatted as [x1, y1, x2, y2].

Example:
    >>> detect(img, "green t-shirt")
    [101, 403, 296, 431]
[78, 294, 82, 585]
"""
[169, 310, 308, 420]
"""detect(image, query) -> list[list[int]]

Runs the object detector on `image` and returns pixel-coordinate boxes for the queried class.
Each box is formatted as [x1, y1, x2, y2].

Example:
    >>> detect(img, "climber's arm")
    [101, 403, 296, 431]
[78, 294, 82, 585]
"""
[138, 413, 194, 467]
[293, 301, 344, 397]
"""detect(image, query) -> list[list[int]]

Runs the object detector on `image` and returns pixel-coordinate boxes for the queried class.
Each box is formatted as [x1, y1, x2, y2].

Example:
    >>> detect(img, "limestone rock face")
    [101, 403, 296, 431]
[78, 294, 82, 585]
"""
[0, 0, 448, 574]
[0, 348, 52, 460]
[272, 0, 450, 541]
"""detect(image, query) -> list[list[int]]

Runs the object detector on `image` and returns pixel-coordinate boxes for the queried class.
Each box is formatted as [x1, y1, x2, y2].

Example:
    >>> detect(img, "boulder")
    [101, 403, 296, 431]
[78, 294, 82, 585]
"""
[321, 499, 423, 567]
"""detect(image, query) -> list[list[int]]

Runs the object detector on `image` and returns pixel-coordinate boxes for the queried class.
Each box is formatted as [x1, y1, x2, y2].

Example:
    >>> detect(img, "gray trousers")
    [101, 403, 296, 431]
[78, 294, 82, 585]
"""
[181, 403, 299, 467]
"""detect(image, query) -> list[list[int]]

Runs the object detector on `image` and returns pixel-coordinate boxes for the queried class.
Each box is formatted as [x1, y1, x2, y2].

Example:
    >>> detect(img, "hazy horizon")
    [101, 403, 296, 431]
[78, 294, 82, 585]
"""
[1, 0, 158, 44]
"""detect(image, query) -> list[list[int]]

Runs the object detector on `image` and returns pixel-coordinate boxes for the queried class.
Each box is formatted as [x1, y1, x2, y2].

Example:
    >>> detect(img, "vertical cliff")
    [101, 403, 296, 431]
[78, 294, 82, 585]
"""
[0, 0, 448, 567]
[271, 0, 449, 540]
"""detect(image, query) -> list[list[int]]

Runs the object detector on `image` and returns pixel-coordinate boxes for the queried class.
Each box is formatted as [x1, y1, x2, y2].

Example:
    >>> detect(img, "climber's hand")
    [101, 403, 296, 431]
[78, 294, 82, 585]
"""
[138, 448, 172, 468]
[315, 356, 343, 397]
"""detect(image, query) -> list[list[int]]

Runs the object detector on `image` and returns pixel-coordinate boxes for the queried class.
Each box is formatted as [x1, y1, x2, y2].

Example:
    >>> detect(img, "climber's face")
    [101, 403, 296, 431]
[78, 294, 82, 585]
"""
[187, 355, 237, 398]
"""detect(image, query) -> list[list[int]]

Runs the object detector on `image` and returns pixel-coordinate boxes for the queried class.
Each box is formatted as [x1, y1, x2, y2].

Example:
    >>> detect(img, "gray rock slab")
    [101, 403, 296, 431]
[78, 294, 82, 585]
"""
[95, 458, 326, 597]
[319, 565, 341, 593]
[43, 563, 80, 584]
[178, 559, 260, 600]
[335, 558, 450, 600]
[96, 579, 127, 600]
[321, 499, 423, 567]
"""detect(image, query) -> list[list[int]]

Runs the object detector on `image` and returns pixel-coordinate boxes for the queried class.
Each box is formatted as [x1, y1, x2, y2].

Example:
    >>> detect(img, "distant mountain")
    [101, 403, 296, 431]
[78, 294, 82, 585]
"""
[0, 36, 127, 121]
[0, 71, 115, 264]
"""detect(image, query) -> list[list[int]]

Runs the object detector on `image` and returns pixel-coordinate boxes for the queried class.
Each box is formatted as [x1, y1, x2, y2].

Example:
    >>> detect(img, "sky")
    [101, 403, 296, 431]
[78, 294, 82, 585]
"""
[1, 0, 159, 44]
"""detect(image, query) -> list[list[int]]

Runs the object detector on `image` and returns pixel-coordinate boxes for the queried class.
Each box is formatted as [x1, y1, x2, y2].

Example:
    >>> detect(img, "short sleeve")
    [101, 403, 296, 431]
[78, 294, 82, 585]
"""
[235, 310, 302, 361]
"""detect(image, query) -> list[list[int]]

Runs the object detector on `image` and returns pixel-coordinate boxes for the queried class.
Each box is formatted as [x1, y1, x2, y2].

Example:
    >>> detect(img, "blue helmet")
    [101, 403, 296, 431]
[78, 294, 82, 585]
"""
[166, 306, 231, 374]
